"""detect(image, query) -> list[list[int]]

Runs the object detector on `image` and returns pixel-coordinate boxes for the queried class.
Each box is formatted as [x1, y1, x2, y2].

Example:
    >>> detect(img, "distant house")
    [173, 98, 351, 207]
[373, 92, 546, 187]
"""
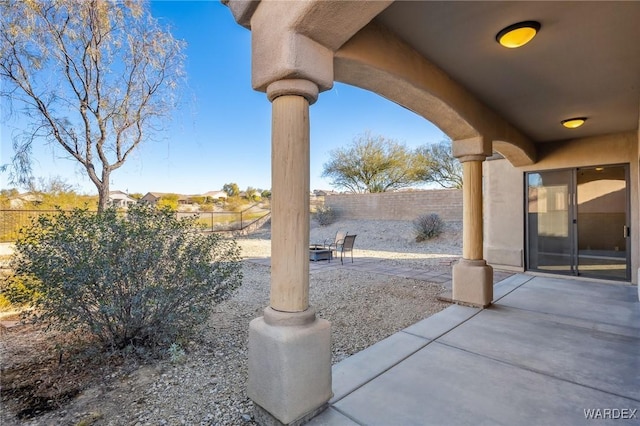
[8, 192, 43, 209]
[108, 191, 137, 209]
[141, 192, 191, 206]
[313, 189, 339, 197]
[203, 190, 228, 200]
[140, 192, 164, 204]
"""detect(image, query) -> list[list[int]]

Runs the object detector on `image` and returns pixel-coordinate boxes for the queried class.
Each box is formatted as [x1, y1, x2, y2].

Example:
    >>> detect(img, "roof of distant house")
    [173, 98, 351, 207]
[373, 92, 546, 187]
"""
[313, 189, 339, 196]
[204, 190, 228, 198]
[109, 190, 134, 198]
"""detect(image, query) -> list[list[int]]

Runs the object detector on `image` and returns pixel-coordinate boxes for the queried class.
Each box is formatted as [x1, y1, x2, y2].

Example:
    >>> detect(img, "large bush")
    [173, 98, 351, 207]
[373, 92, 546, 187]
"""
[314, 205, 337, 226]
[413, 213, 444, 242]
[11, 205, 242, 351]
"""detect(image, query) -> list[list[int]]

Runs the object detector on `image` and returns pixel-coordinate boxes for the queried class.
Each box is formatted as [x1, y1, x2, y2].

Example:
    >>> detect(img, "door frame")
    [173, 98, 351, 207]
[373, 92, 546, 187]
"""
[525, 164, 631, 281]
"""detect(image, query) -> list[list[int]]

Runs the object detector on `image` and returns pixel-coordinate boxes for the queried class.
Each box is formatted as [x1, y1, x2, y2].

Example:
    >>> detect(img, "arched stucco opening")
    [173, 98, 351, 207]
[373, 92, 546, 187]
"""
[493, 140, 537, 167]
[334, 21, 536, 166]
[330, 21, 541, 308]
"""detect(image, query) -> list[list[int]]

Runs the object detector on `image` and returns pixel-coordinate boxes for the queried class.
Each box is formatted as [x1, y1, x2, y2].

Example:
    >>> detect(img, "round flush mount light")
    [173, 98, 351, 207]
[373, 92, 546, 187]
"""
[496, 21, 541, 48]
[561, 117, 587, 129]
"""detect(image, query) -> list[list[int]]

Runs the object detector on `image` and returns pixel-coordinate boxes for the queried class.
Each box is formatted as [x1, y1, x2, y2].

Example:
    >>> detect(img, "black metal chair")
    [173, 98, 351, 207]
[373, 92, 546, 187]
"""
[323, 230, 347, 256]
[336, 234, 357, 264]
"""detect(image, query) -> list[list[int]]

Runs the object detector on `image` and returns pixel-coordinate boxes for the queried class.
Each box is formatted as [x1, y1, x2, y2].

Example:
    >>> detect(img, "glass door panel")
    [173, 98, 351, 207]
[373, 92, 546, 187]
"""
[527, 170, 575, 274]
[576, 166, 629, 280]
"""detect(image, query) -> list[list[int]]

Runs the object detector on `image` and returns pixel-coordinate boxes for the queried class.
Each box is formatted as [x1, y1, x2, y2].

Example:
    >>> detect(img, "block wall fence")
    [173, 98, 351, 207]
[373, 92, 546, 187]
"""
[323, 189, 462, 222]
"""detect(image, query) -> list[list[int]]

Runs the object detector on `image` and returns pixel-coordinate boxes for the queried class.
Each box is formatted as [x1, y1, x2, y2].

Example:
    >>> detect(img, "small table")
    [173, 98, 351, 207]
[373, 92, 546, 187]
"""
[309, 245, 332, 262]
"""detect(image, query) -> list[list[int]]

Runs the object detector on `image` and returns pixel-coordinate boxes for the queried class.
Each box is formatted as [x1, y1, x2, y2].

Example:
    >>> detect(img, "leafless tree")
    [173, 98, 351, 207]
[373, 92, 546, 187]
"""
[415, 140, 463, 189]
[0, 0, 185, 211]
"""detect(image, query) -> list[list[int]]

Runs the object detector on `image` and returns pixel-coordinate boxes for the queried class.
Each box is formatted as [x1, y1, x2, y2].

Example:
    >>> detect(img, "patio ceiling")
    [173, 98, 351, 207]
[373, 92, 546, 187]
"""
[375, 1, 640, 144]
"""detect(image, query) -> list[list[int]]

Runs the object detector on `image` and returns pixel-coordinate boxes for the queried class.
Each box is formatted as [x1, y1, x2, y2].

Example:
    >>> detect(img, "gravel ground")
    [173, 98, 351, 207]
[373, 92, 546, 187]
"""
[10, 219, 461, 426]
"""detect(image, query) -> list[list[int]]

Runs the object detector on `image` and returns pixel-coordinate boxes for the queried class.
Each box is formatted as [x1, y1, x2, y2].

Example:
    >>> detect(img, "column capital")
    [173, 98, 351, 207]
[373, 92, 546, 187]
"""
[267, 79, 319, 105]
[452, 136, 492, 162]
[457, 154, 487, 163]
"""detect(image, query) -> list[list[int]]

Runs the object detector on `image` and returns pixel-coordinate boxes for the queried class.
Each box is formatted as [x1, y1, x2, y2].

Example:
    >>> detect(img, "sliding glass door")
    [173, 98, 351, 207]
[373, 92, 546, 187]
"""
[526, 165, 630, 281]
[527, 170, 575, 274]
[575, 166, 629, 280]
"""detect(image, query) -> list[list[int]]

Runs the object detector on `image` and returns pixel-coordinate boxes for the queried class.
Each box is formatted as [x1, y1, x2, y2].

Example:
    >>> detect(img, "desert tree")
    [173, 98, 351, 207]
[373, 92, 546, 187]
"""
[222, 182, 240, 197]
[322, 132, 420, 193]
[24, 175, 98, 210]
[26, 175, 75, 195]
[0, 0, 185, 212]
[245, 186, 260, 201]
[415, 139, 463, 189]
[156, 193, 179, 211]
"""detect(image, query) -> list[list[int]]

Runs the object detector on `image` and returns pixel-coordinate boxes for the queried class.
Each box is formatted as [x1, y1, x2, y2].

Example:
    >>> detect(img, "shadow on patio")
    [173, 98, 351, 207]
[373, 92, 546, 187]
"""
[308, 274, 640, 425]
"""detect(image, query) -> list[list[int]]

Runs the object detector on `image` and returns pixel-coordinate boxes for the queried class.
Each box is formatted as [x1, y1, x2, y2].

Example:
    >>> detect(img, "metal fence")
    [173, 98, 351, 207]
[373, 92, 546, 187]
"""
[0, 205, 270, 243]
[176, 204, 270, 233]
[0, 209, 57, 243]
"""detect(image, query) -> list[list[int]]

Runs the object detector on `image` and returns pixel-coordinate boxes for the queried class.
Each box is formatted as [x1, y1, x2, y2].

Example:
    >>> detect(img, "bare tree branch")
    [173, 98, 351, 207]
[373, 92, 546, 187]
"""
[415, 139, 463, 189]
[0, 0, 185, 211]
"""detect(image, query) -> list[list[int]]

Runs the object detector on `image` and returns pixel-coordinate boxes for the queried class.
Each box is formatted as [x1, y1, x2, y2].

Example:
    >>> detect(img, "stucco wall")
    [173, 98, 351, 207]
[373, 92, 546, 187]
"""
[484, 158, 524, 269]
[324, 189, 462, 222]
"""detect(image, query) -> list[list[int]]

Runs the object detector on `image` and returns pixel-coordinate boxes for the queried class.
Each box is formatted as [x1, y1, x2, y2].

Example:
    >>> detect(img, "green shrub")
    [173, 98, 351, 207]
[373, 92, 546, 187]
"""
[11, 204, 242, 352]
[413, 213, 444, 241]
[1, 273, 40, 307]
[314, 205, 336, 226]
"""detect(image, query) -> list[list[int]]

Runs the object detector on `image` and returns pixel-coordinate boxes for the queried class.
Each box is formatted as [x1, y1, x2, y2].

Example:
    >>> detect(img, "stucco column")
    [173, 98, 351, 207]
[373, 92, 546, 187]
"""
[269, 81, 312, 312]
[248, 79, 332, 426]
[452, 153, 493, 308]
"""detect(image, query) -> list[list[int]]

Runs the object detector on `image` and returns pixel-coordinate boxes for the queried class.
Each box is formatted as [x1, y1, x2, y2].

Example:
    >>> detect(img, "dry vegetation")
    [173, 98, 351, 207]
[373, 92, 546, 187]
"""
[1, 218, 460, 425]
[1, 320, 137, 420]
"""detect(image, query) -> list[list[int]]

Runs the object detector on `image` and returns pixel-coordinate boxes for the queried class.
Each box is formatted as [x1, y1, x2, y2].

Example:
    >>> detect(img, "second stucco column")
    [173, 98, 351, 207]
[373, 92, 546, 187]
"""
[248, 79, 332, 426]
[452, 155, 493, 307]
[462, 160, 484, 261]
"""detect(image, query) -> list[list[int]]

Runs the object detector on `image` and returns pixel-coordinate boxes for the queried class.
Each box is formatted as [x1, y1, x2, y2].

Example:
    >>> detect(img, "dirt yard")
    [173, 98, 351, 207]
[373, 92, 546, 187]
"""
[0, 219, 460, 425]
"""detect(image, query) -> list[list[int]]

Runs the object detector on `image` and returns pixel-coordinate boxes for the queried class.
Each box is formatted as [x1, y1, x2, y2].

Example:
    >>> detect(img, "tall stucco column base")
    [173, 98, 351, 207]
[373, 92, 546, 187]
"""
[248, 307, 332, 425]
[452, 259, 493, 308]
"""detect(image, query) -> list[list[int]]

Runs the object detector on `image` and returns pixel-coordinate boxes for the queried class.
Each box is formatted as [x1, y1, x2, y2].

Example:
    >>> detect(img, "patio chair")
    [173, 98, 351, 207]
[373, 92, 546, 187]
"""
[336, 234, 357, 264]
[323, 230, 348, 255]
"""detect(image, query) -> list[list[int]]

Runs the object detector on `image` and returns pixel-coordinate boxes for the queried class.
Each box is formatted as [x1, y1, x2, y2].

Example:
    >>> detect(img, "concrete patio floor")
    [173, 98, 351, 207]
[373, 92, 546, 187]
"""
[307, 274, 640, 425]
[245, 255, 514, 289]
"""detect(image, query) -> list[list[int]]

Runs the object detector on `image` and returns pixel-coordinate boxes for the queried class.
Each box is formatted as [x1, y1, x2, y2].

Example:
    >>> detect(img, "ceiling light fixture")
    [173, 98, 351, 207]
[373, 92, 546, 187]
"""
[561, 117, 587, 129]
[496, 21, 541, 48]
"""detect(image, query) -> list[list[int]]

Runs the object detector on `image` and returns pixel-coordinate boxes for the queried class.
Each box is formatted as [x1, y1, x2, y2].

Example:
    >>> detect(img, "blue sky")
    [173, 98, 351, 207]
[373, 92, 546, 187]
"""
[0, 0, 444, 196]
